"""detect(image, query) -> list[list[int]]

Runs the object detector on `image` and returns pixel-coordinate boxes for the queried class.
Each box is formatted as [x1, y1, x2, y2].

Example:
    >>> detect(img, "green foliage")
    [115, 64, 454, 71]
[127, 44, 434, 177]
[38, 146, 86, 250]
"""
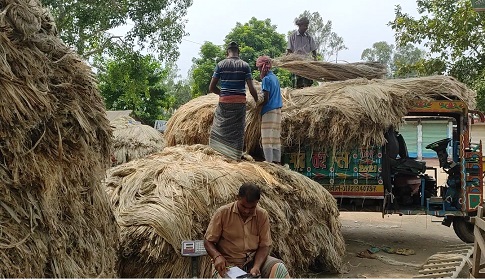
[274, 69, 293, 88]
[224, 17, 291, 87]
[251, 68, 293, 88]
[97, 49, 174, 126]
[224, 17, 287, 66]
[169, 80, 192, 109]
[189, 18, 293, 93]
[361, 41, 394, 65]
[472, 71, 485, 111]
[390, 0, 485, 110]
[189, 42, 225, 97]
[43, 0, 193, 62]
[361, 41, 427, 77]
[294, 11, 347, 61]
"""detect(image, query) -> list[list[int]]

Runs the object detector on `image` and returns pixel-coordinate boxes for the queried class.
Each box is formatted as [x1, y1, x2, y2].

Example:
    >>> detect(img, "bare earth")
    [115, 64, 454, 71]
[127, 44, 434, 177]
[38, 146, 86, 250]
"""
[313, 212, 465, 278]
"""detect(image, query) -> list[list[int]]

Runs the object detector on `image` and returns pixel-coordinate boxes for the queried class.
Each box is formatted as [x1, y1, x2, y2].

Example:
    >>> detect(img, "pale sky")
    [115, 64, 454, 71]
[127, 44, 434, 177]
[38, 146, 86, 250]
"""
[175, 0, 420, 79]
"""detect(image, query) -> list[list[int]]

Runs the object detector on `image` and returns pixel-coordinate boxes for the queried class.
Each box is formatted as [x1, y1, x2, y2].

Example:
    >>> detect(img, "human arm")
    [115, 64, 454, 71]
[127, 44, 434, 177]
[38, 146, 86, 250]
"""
[249, 246, 270, 276]
[286, 32, 294, 55]
[203, 209, 228, 277]
[312, 50, 317, 61]
[247, 79, 258, 102]
[261, 90, 269, 106]
[209, 77, 221, 95]
[310, 35, 318, 60]
[204, 239, 228, 276]
[250, 209, 272, 276]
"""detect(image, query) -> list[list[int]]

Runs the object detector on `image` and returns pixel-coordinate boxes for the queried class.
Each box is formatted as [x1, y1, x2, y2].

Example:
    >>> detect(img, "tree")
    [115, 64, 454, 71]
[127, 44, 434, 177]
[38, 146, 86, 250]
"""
[293, 11, 347, 62]
[361, 41, 427, 77]
[393, 43, 435, 77]
[224, 17, 292, 87]
[224, 17, 287, 67]
[390, 0, 485, 110]
[170, 80, 192, 109]
[361, 41, 394, 66]
[97, 49, 174, 126]
[42, 0, 193, 62]
[189, 42, 225, 97]
[189, 18, 293, 94]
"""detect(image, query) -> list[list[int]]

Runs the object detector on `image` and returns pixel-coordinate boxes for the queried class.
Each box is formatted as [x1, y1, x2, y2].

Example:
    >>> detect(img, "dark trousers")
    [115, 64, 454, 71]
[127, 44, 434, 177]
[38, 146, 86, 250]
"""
[293, 74, 313, 88]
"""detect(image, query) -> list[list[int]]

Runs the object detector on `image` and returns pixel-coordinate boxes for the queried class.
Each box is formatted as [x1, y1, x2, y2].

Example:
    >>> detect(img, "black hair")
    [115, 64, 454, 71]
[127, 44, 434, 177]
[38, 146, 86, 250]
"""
[227, 41, 239, 50]
[296, 16, 310, 26]
[238, 182, 261, 203]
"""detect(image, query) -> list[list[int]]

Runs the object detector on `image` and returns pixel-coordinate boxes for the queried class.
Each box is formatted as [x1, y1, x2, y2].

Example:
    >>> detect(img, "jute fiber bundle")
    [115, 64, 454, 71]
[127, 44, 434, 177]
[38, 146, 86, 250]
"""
[111, 116, 165, 166]
[0, 0, 119, 277]
[164, 93, 219, 147]
[273, 54, 387, 81]
[282, 75, 476, 151]
[105, 144, 345, 278]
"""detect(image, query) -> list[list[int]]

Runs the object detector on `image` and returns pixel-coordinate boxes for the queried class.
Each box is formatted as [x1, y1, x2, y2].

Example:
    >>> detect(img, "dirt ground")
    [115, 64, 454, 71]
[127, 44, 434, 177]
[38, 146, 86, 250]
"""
[315, 212, 466, 278]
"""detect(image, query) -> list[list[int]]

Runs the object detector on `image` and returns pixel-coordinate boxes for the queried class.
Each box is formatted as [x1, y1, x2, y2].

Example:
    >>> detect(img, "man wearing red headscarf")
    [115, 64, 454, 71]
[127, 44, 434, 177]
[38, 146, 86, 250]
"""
[256, 56, 283, 164]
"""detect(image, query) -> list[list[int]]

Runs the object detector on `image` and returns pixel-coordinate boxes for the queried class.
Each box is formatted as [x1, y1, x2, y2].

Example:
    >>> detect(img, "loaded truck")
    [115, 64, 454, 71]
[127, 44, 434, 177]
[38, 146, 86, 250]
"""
[282, 97, 484, 243]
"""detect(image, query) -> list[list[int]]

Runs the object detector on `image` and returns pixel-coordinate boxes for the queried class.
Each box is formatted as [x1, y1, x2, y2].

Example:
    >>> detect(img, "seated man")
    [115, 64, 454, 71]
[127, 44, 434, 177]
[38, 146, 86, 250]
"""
[204, 183, 290, 278]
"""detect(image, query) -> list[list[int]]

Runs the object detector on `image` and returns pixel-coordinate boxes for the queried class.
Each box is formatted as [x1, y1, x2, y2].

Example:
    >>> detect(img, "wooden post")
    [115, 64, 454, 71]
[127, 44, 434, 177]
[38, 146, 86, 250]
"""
[472, 206, 485, 277]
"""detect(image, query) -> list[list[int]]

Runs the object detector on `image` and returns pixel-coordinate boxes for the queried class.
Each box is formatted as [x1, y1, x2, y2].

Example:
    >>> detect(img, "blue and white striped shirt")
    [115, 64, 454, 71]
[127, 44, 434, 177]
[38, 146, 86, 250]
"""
[213, 57, 252, 97]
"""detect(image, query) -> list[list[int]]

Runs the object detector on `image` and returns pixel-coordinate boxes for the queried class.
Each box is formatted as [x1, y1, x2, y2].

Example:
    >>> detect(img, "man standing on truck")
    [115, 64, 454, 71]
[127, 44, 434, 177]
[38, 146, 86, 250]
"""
[204, 182, 290, 278]
[256, 56, 283, 164]
[286, 16, 317, 88]
[208, 41, 258, 160]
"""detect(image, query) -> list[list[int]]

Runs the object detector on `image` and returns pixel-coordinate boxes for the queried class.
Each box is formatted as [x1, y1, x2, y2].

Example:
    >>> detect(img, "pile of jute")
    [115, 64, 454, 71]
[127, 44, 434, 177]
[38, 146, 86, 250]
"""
[104, 144, 345, 278]
[164, 75, 475, 154]
[110, 116, 165, 166]
[0, 0, 119, 277]
[272, 53, 387, 81]
[282, 75, 476, 150]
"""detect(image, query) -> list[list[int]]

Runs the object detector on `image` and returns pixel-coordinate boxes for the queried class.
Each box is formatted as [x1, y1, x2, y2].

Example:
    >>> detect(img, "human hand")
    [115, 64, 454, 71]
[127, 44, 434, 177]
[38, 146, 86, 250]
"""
[214, 256, 228, 277]
[249, 267, 261, 278]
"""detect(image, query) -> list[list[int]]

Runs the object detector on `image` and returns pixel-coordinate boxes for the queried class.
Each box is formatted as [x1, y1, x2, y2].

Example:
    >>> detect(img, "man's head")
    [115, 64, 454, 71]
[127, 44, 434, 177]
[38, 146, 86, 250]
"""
[295, 16, 309, 34]
[236, 182, 261, 220]
[256, 56, 272, 78]
[226, 41, 240, 57]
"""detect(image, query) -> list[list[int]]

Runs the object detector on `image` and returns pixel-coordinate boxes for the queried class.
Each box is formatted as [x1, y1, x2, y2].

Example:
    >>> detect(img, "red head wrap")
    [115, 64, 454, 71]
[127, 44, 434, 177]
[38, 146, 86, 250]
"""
[256, 56, 272, 79]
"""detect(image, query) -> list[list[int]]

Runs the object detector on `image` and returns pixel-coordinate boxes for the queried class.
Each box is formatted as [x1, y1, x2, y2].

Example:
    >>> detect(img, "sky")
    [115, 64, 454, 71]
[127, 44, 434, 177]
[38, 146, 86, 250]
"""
[173, 0, 420, 80]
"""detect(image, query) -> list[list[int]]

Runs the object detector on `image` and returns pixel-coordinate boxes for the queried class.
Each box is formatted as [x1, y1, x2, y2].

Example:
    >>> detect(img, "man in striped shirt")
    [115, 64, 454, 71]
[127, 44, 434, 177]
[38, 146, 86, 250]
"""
[286, 16, 317, 88]
[208, 41, 258, 160]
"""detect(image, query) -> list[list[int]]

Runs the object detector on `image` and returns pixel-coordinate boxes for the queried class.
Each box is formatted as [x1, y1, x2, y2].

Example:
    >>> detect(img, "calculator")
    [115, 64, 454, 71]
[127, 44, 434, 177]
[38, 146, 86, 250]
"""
[181, 240, 207, 257]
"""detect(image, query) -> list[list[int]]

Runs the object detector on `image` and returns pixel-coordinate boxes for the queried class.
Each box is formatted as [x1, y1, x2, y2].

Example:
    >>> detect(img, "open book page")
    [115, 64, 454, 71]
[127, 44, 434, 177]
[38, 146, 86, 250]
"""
[225, 266, 247, 278]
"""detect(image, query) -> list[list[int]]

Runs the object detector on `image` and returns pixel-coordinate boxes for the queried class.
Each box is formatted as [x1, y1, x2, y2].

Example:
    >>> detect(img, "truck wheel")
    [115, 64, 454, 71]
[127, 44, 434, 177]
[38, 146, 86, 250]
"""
[453, 218, 474, 243]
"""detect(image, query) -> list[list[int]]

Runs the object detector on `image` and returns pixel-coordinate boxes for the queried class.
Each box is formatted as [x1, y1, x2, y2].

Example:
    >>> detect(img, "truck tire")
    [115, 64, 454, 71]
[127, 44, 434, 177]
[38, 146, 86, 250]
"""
[453, 218, 474, 243]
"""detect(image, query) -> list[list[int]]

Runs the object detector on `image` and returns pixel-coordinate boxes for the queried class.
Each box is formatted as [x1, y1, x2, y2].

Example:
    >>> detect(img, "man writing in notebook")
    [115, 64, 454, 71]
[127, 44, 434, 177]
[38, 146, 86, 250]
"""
[204, 183, 290, 278]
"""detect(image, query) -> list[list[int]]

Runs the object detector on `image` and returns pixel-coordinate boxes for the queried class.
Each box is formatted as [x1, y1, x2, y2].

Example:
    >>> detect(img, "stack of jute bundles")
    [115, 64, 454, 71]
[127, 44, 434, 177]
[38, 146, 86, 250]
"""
[0, 0, 119, 277]
[105, 144, 345, 278]
[110, 116, 165, 166]
[281, 75, 476, 151]
[164, 75, 475, 153]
